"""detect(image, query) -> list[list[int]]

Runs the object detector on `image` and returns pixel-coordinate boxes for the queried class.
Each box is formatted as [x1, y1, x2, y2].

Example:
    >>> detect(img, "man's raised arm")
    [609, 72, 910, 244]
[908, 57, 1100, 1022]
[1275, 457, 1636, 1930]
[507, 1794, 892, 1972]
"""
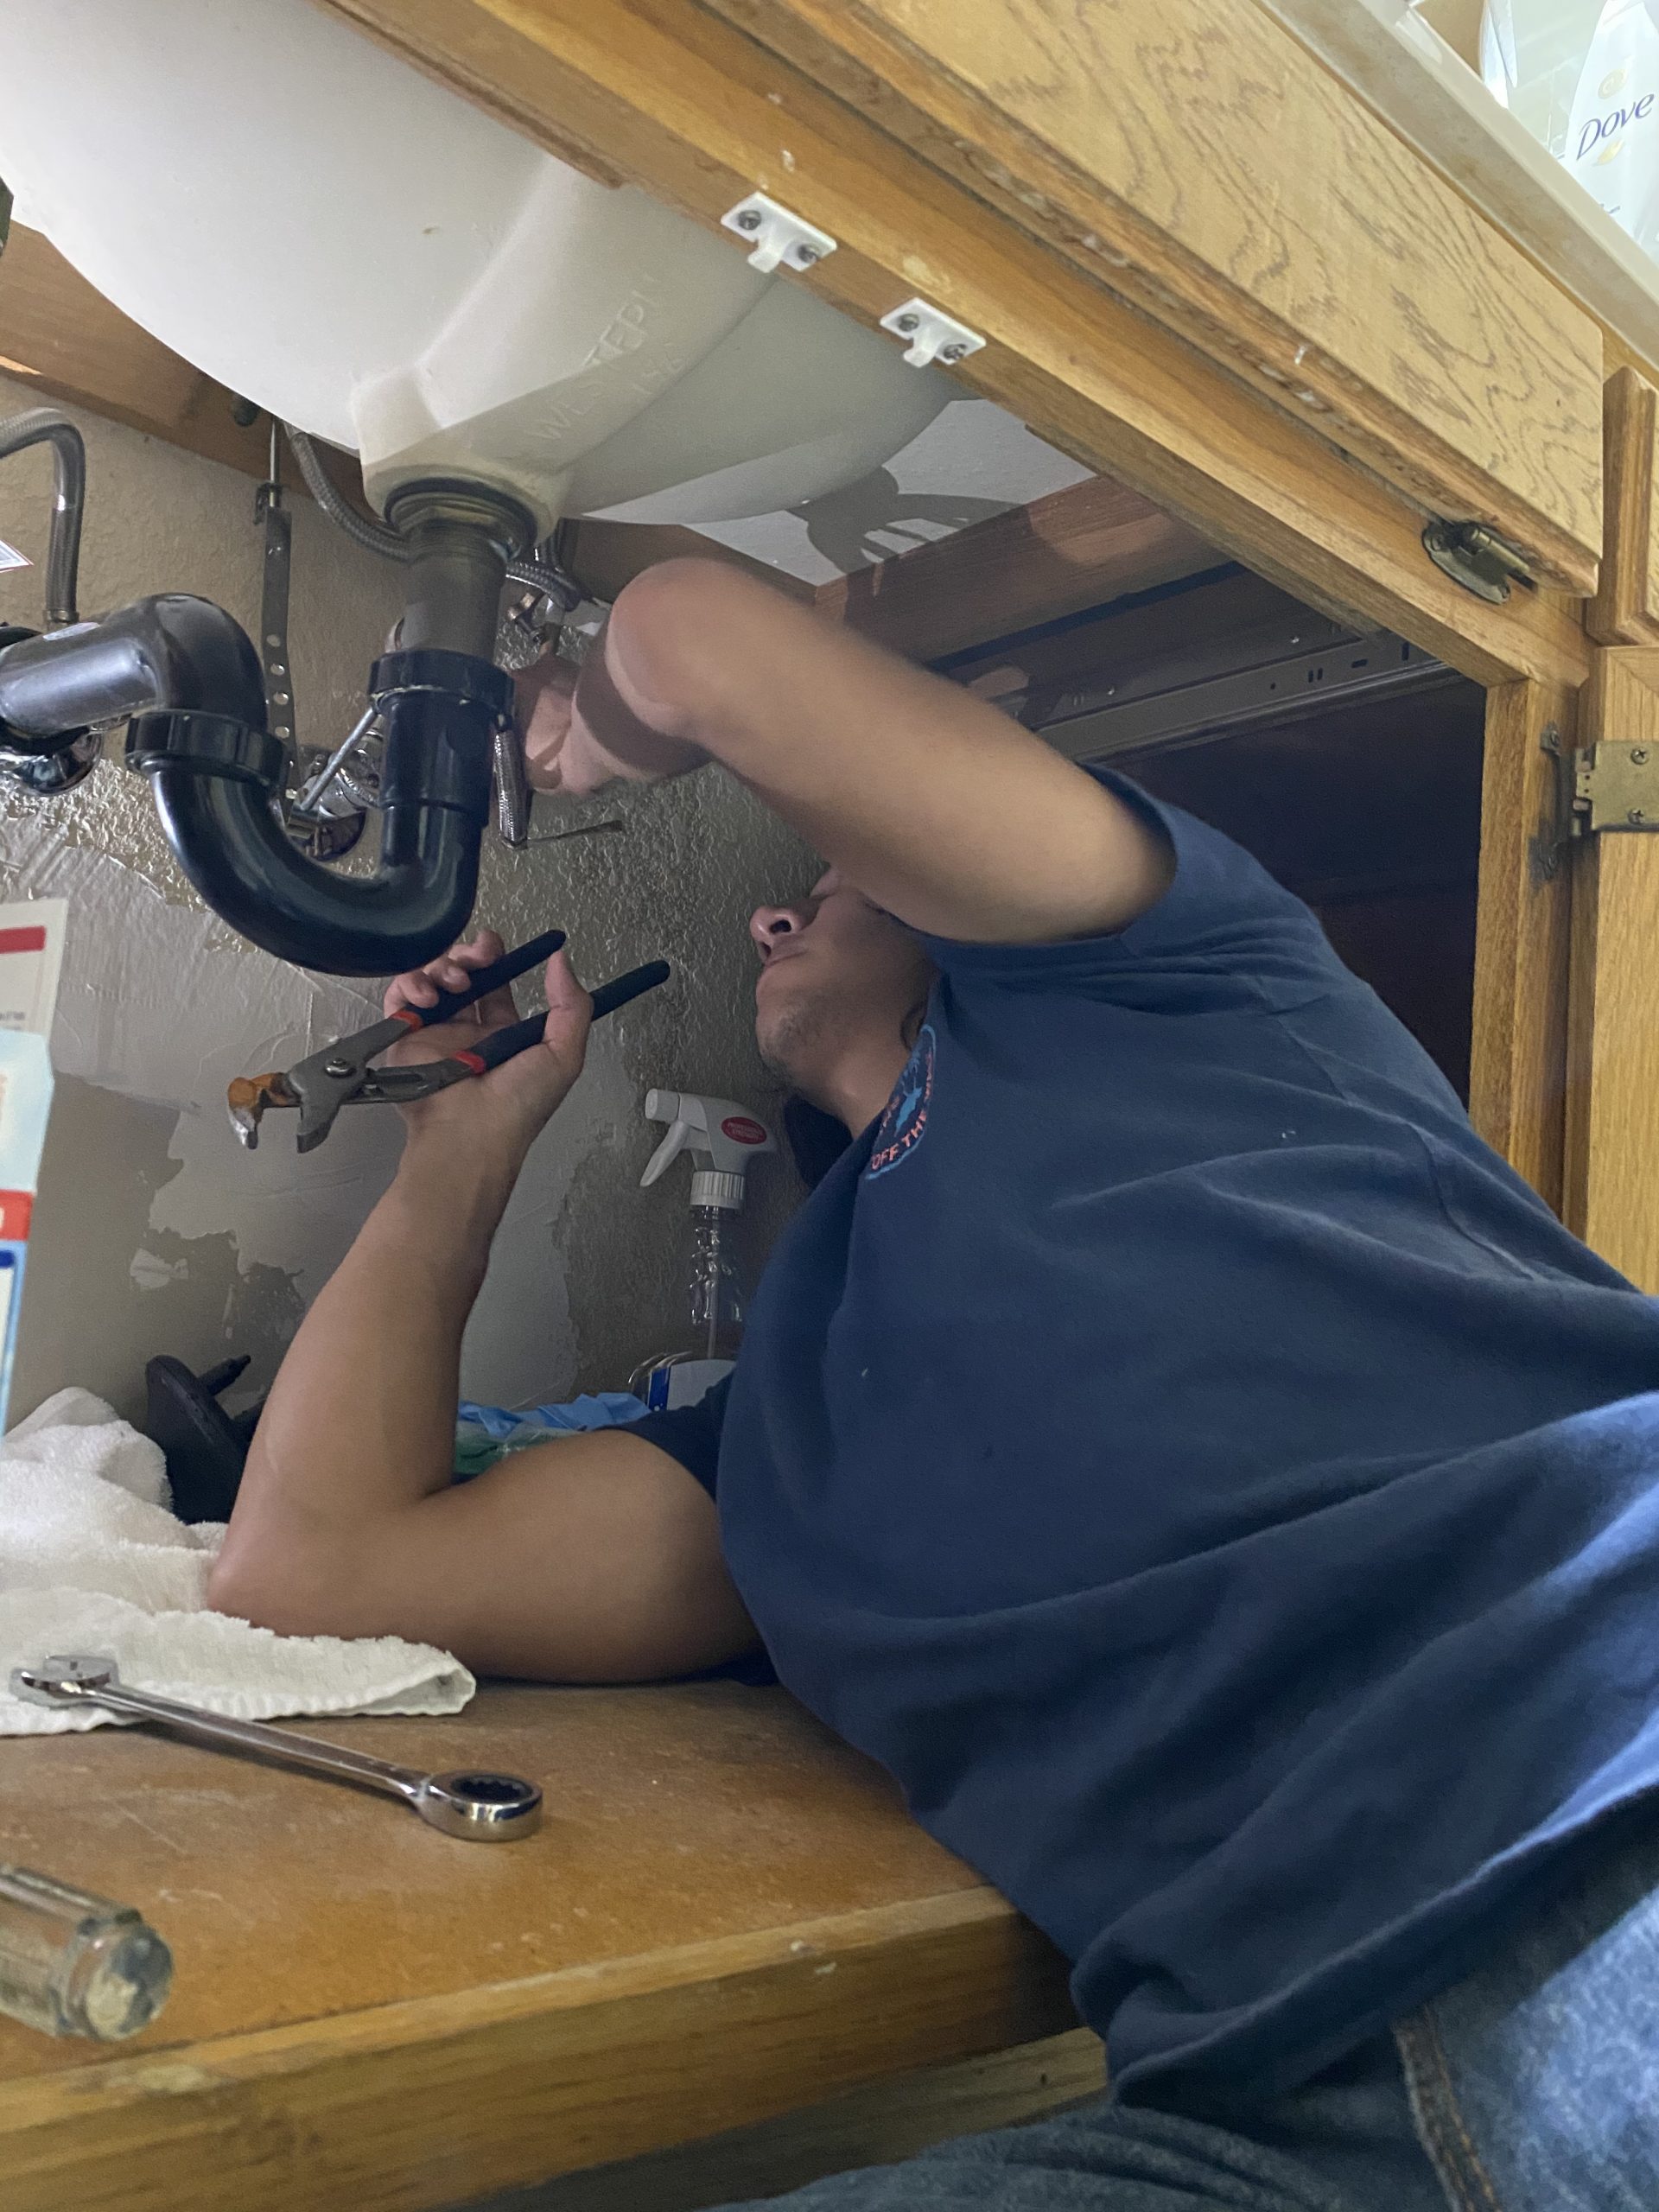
[524, 558, 1173, 945]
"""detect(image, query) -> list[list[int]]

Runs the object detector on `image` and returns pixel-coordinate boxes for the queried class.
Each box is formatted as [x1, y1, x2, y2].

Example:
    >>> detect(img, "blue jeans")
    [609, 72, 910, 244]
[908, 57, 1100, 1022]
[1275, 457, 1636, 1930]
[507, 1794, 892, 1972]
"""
[712, 1807, 1659, 2210]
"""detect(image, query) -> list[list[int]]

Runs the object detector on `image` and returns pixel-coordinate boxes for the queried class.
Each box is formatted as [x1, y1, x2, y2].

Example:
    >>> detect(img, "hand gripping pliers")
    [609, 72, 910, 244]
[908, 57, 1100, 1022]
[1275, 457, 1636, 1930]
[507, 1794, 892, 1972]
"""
[227, 927, 669, 1153]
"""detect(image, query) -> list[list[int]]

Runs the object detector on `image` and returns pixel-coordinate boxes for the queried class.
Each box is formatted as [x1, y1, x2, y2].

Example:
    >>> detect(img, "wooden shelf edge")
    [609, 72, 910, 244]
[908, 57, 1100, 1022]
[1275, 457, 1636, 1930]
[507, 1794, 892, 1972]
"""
[2, 1887, 1076, 2212]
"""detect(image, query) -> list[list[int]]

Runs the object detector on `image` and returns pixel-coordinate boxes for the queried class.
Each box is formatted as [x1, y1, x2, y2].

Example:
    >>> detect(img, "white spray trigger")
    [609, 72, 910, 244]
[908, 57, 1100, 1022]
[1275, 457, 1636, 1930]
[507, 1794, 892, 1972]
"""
[640, 1090, 694, 1189]
[640, 1121, 695, 1187]
[639, 1087, 776, 1192]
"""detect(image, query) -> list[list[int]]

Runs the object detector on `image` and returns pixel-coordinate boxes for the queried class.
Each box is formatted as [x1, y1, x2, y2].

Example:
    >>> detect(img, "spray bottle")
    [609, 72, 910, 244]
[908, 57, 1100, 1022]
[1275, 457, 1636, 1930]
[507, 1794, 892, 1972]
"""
[627, 1090, 776, 1411]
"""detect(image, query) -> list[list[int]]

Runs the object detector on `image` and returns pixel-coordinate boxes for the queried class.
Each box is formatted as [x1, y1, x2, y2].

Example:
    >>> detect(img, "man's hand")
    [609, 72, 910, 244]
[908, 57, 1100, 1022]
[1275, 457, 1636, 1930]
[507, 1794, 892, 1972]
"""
[383, 928, 591, 1156]
[515, 652, 631, 797]
[515, 646, 705, 797]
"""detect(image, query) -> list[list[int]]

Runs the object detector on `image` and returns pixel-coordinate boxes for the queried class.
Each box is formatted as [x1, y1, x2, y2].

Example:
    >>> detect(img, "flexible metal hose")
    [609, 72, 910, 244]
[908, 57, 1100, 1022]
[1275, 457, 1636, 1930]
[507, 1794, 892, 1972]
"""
[283, 424, 582, 612]
[0, 407, 86, 625]
[283, 423, 404, 560]
[505, 554, 582, 613]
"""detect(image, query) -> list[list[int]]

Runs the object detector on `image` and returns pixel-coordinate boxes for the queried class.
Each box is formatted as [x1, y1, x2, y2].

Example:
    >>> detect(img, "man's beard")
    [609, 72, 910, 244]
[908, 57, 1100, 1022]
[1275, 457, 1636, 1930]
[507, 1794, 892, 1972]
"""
[755, 980, 843, 1106]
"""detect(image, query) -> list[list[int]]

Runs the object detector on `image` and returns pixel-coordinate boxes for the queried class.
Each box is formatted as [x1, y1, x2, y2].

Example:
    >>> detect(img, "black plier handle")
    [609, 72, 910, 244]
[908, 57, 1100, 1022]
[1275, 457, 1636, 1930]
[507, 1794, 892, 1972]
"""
[228, 931, 670, 1153]
[346, 961, 672, 1108]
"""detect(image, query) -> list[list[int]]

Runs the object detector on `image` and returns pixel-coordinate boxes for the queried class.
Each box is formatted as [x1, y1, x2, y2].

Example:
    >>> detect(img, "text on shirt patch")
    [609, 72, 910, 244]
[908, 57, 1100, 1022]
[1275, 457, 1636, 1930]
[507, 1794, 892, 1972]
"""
[867, 1023, 935, 1179]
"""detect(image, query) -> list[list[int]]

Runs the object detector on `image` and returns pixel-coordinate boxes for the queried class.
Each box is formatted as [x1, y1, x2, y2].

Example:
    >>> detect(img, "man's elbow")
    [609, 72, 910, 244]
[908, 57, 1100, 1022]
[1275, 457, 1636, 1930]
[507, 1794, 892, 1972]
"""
[205, 1525, 363, 1641]
[609, 556, 797, 720]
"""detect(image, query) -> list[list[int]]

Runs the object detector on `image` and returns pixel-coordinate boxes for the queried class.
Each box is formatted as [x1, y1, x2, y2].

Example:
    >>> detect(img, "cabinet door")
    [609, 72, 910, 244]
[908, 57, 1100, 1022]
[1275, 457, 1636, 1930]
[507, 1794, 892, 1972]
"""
[1590, 369, 1659, 647]
[1567, 650, 1659, 1288]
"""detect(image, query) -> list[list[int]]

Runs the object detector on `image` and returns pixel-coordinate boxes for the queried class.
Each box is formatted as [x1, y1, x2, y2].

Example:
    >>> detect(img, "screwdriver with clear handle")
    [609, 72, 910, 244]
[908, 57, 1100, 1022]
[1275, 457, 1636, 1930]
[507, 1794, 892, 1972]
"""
[0, 1862, 172, 2041]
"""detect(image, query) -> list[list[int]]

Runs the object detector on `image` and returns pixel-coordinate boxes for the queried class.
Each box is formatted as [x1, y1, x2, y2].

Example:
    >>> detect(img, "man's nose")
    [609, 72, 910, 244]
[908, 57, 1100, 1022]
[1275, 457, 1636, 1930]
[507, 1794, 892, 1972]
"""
[750, 900, 811, 953]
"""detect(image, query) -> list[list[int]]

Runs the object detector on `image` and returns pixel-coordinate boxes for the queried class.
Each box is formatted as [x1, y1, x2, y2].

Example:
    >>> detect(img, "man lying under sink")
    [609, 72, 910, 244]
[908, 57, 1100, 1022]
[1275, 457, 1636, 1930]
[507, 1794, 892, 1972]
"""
[209, 559, 1659, 2212]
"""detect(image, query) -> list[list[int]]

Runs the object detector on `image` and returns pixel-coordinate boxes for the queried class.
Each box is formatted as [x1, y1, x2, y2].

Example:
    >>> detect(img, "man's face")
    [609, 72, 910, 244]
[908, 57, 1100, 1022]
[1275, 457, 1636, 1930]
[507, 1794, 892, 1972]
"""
[749, 870, 936, 1115]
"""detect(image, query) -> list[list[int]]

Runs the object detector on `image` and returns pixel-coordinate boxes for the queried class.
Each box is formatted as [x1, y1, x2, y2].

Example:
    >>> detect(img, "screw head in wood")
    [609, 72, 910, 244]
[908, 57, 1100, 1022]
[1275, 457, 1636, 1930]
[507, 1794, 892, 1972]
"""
[1632, 747, 1649, 764]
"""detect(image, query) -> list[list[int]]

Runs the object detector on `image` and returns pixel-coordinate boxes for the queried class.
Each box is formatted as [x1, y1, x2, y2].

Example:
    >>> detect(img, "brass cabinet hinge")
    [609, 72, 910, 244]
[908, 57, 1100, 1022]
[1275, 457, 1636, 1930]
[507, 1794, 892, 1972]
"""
[1535, 726, 1659, 878]
[1570, 738, 1659, 832]
[1422, 520, 1535, 603]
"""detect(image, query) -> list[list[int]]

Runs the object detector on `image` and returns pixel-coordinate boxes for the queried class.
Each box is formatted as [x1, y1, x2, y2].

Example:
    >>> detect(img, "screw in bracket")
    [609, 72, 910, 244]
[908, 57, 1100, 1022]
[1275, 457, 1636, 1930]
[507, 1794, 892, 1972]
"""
[720, 190, 838, 275]
[877, 296, 987, 369]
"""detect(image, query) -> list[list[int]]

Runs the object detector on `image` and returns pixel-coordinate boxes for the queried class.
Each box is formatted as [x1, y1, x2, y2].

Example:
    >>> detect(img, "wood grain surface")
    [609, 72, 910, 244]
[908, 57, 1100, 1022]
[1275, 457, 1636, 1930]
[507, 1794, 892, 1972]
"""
[1566, 649, 1659, 1287]
[815, 475, 1219, 663]
[564, 478, 1218, 656]
[1470, 677, 1578, 1209]
[704, 0, 1603, 590]
[0, 1683, 1075, 2211]
[1253, 0, 1659, 391]
[312, 0, 1591, 689]
[1589, 368, 1659, 646]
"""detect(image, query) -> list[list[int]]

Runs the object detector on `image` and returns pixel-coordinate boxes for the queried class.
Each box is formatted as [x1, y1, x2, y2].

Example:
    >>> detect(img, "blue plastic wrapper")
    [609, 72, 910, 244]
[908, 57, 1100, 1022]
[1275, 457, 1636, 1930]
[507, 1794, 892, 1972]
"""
[457, 1391, 647, 1440]
[454, 1390, 649, 1478]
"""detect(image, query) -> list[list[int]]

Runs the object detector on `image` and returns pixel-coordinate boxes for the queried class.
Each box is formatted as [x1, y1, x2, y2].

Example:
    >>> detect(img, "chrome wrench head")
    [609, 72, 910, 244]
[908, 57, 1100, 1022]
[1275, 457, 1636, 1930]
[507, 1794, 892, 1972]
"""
[415, 1770, 544, 1841]
[11, 1653, 118, 1703]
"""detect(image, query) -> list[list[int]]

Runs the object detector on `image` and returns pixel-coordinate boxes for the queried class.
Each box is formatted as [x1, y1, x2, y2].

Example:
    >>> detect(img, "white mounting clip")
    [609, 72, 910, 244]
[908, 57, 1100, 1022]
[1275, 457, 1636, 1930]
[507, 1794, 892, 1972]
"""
[721, 191, 837, 275]
[878, 297, 986, 369]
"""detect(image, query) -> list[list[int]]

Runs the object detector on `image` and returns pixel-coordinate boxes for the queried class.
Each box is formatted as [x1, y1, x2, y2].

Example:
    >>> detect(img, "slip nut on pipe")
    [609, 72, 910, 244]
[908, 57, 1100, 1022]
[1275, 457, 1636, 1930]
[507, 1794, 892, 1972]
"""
[126, 712, 287, 788]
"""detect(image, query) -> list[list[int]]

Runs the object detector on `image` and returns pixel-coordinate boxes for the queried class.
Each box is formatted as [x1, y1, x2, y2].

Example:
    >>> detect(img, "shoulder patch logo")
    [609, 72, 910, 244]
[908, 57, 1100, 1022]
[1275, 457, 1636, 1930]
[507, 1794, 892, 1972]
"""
[866, 1023, 936, 1179]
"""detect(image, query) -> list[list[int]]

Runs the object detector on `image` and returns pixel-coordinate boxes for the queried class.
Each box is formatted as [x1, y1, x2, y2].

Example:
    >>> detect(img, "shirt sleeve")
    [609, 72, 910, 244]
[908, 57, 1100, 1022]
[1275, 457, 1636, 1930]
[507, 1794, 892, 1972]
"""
[623, 1370, 732, 1500]
[620, 1376, 775, 1686]
[916, 766, 1350, 1012]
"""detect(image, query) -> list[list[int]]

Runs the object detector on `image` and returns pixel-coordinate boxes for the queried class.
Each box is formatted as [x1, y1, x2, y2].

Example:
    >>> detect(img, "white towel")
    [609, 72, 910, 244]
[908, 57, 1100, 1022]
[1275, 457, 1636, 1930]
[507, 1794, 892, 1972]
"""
[0, 1387, 474, 1734]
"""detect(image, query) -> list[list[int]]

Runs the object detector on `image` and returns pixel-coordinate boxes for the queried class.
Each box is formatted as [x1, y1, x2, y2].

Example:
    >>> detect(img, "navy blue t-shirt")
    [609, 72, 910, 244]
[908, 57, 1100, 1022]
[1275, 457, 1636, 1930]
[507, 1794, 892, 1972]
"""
[635, 772, 1659, 2099]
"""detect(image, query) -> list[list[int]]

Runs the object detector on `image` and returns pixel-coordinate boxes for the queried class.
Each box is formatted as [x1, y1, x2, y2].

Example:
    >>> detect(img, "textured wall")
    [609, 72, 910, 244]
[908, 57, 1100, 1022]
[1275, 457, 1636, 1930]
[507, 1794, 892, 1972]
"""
[0, 379, 809, 1424]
